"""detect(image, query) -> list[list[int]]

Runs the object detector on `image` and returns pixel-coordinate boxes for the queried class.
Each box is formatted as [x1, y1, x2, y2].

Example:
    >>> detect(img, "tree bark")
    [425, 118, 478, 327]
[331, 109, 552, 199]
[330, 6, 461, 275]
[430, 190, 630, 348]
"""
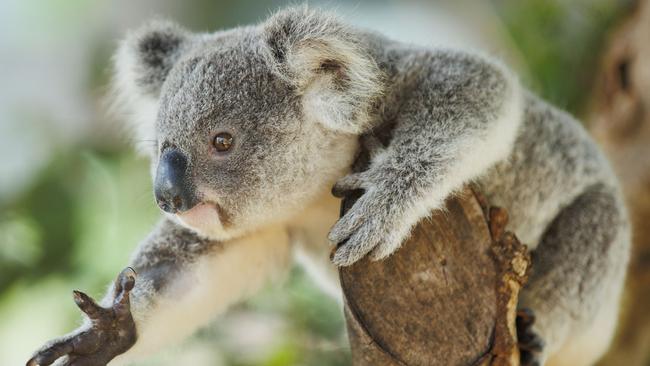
[589, 1, 650, 365]
[337, 137, 530, 366]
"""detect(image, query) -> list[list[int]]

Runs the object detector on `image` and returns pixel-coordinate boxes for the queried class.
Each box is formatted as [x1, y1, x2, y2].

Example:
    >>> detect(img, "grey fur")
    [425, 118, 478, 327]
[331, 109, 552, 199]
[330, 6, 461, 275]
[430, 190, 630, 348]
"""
[479, 93, 630, 363]
[128, 219, 214, 296]
[34, 6, 630, 366]
[129, 20, 190, 97]
[98, 219, 217, 344]
[329, 46, 519, 263]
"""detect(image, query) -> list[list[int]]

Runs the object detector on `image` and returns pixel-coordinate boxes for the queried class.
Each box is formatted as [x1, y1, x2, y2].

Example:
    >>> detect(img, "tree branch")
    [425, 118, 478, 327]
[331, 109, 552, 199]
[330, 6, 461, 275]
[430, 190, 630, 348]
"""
[338, 178, 529, 365]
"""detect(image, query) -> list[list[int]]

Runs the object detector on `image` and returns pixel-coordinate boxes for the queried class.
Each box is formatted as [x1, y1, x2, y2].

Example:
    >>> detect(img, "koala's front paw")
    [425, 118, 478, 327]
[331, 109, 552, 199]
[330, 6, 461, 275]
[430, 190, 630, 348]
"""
[329, 171, 413, 266]
[27, 268, 138, 366]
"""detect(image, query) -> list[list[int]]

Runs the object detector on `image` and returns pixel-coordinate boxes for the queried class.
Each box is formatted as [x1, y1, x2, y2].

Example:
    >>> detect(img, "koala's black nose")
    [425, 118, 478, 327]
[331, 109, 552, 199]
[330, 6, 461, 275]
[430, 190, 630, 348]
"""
[154, 148, 194, 213]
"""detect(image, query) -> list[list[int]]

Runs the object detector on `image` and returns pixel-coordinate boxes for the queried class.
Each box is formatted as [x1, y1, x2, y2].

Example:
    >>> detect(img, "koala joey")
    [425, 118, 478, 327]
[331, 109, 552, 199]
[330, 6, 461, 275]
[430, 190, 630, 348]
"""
[28, 6, 629, 366]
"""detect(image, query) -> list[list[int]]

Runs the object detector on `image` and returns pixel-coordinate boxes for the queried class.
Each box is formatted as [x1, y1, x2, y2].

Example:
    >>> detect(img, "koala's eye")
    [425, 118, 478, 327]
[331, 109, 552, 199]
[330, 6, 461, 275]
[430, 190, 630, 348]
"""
[213, 132, 233, 152]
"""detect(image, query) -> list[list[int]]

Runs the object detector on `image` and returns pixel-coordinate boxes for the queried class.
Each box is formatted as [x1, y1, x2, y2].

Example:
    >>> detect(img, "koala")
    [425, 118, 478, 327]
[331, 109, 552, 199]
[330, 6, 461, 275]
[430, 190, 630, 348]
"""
[28, 6, 629, 366]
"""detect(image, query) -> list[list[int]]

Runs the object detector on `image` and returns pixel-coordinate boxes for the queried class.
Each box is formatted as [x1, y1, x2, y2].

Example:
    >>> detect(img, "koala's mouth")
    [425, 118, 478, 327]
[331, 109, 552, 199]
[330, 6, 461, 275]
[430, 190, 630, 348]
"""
[176, 201, 231, 229]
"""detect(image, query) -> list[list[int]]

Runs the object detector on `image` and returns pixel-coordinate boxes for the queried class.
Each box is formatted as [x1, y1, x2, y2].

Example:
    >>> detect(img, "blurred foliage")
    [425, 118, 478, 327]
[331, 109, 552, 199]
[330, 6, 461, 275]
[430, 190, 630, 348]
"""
[492, 0, 632, 114]
[0, 0, 632, 364]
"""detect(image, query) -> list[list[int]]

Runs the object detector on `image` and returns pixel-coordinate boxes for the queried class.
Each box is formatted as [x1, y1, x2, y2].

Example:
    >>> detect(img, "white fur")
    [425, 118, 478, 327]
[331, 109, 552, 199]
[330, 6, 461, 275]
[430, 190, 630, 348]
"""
[384, 63, 524, 258]
[423, 61, 522, 213]
[288, 193, 344, 301]
[263, 7, 384, 134]
[296, 41, 384, 134]
[546, 301, 620, 366]
[109, 226, 291, 366]
[110, 31, 160, 156]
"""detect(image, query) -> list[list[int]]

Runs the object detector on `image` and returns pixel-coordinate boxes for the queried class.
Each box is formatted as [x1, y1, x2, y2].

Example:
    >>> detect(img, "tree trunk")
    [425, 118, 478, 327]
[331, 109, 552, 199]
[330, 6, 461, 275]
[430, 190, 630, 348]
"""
[337, 139, 530, 365]
[589, 1, 650, 365]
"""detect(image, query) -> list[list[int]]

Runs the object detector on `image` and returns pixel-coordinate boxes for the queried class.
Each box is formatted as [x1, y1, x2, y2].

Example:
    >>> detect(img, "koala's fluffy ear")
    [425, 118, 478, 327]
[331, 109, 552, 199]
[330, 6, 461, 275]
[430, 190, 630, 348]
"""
[114, 20, 190, 99]
[263, 7, 383, 134]
[112, 20, 190, 155]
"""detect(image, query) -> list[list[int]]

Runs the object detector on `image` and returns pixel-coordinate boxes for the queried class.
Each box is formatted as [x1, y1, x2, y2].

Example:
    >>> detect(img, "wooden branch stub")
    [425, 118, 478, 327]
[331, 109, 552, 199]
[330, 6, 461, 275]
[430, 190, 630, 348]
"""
[339, 187, 530, 366]
[486, 206, 530, 366]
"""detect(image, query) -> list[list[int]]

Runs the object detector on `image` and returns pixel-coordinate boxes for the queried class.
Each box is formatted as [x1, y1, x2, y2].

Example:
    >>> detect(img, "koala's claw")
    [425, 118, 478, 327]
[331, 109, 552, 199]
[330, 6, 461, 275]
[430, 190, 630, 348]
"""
[517, 308, 545, 366]
[330, 220, 404, 266]
[329, 187, 408, 266]
[330, 133, 408, 266]
[27, 268, 138, 366]
[328, 194, 370, 244]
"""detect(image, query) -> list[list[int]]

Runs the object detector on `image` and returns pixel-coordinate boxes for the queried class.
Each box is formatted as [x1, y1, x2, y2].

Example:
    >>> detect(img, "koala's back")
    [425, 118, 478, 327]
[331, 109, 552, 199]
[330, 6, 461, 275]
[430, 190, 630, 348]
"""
[477, 91, 622, 249]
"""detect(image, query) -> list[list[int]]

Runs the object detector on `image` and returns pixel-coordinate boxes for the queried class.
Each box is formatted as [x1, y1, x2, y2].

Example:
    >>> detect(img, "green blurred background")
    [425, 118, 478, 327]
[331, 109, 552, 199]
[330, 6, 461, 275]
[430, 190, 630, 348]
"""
[0, 0, 631, 364]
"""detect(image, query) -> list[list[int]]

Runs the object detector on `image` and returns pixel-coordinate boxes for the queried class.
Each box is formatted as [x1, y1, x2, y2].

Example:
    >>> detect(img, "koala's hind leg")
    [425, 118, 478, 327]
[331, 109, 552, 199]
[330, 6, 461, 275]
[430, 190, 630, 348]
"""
[518, 183, 630, 366]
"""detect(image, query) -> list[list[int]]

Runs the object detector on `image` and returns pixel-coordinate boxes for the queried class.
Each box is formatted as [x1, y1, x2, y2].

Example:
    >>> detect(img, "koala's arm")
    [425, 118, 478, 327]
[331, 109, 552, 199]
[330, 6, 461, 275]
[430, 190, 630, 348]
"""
[331, 50, 524, 265]
[28, 219, 291, 366]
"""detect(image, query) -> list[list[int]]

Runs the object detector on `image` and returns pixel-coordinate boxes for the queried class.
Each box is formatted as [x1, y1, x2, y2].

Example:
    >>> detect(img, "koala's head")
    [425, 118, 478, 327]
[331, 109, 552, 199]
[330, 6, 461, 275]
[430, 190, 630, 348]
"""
[113, 7, 383, 239]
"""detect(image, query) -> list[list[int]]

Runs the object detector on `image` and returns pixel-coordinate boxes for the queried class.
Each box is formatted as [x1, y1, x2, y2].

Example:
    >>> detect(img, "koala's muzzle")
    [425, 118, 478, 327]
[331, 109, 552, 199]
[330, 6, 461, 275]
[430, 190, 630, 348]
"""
[154, 148, 196, 213]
